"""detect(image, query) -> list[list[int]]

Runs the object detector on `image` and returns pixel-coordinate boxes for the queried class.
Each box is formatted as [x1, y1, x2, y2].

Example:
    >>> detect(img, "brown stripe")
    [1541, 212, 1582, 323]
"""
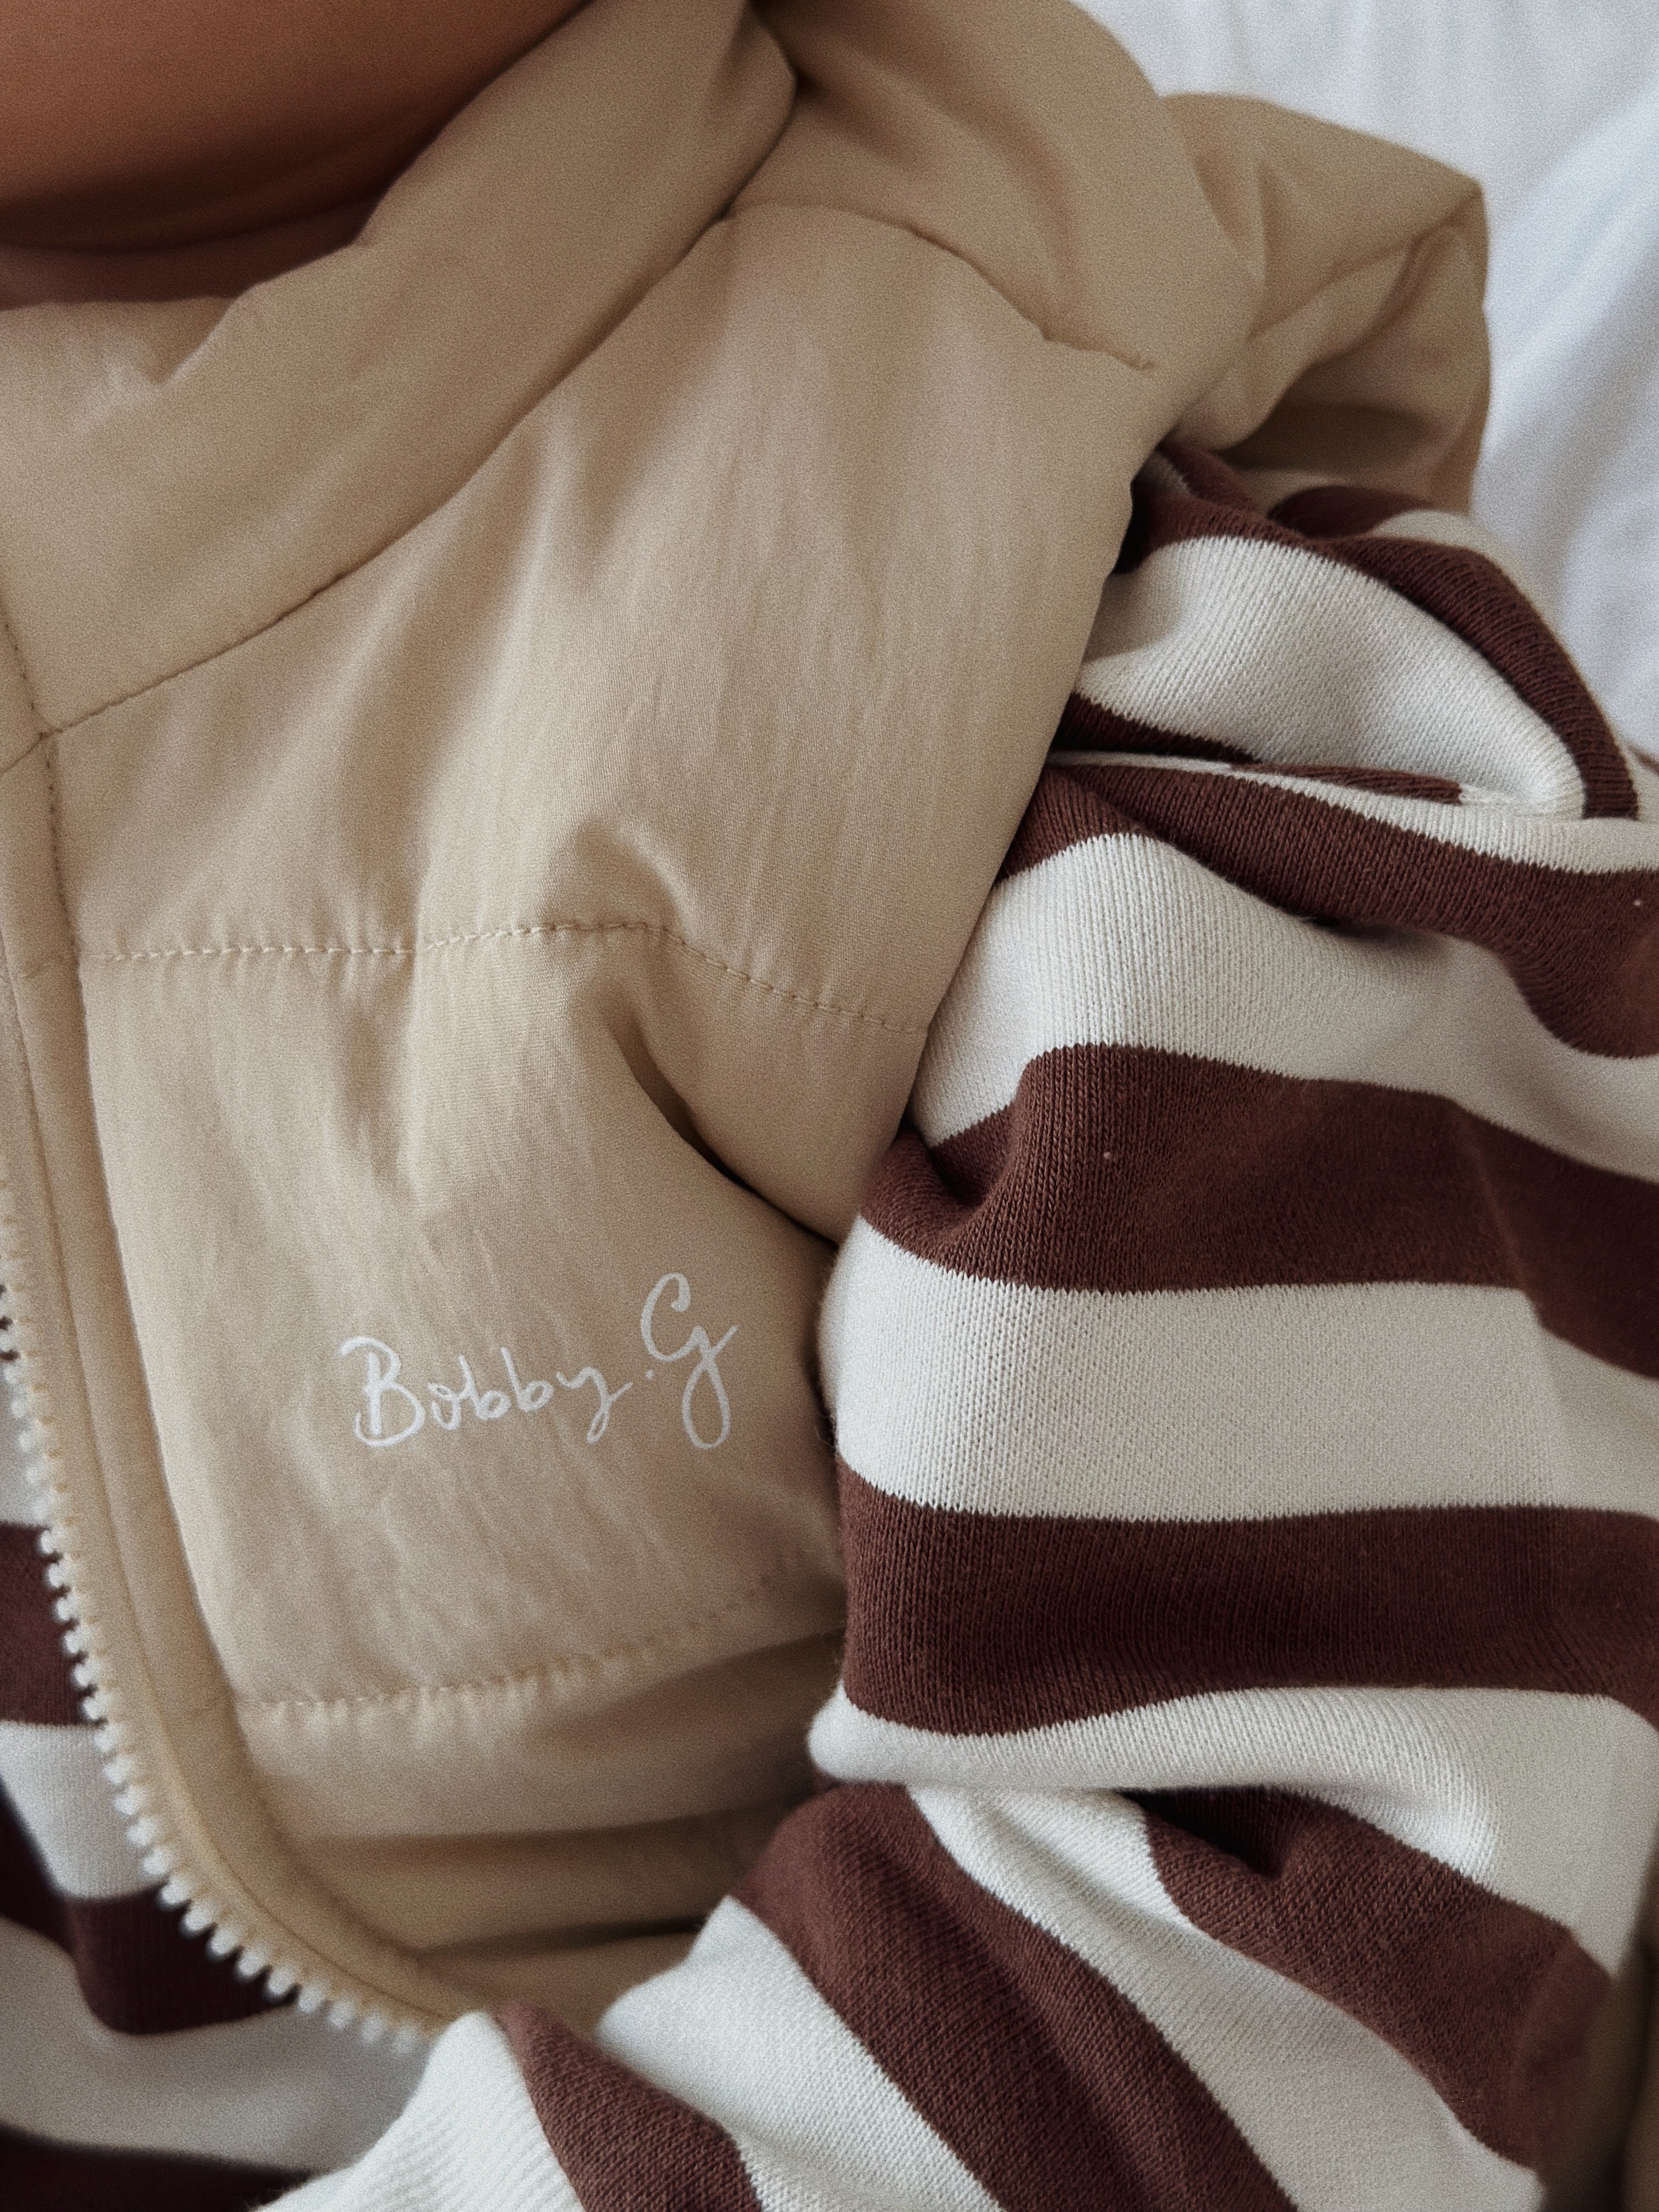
[0, 1770, 63, 1947]
[1054, 689, 1256, 769]
[1145, 440, 1264, 517]
[1269, 759, 1463, 803]
[501, 2000, 761, 2212]
[1109, 443, 1257, 577]
[1, 1793, 290, 2035]
[837, 1470, 1659, 1738]
[997, 740, 1144, 881]
[1047, 754, 1659, 1057]
[1054, 694, 1464, 804]
[872, 1045, 1659, 1380]
[56, 1891, 293, 2036]
[1127, 445, 1638, 819]
[739, 1784, 1294, 2211]
[0, 2123, 301, 2210]
[1133, 1787, 1606, 2172]
[1267, 482, 1427, 536]
[0, 1522, 83, 1726]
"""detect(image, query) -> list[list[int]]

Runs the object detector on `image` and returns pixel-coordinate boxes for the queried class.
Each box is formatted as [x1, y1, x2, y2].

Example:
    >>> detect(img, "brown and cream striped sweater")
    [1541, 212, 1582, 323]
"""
[4, 439, 1655, 2208]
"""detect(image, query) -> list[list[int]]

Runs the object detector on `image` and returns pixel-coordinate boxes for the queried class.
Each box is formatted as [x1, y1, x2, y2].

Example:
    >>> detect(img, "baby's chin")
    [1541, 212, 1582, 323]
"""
[0, 0, 588, 258]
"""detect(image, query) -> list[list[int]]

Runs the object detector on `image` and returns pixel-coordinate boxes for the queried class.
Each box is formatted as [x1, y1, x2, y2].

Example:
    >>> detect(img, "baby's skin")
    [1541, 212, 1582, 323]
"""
[0, 0, 583, 304]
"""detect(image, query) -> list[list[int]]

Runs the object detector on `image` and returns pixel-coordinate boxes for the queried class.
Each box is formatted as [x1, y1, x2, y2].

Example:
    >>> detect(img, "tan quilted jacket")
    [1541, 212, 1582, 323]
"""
[0, 0, 1489, 2038]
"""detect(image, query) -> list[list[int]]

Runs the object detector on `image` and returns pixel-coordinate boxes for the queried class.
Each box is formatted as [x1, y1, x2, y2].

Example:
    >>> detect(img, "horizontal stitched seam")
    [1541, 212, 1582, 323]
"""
[57, 919, 926, 1035]
[235, 1556, 827, 1716]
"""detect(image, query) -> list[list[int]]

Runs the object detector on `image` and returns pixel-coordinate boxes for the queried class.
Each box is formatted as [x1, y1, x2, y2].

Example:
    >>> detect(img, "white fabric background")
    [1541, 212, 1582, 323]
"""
[1077, 0, 1659, 755]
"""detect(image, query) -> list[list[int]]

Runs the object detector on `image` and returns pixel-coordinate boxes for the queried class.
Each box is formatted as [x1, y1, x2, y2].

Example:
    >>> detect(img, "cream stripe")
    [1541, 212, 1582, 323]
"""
[0, 1915, 424, 2170]
[913, 831, 1659, 1172]
[1079, 529, 1583, 812]
[599, 1897, 1000, 2212]
[280, 2015, 567, 2212]
[0, 1718, 148, 1899]
[811, 1685, 1659, 1975]
[824, 1234, 1658, 1525]
[915, 1788, 1537, 2211]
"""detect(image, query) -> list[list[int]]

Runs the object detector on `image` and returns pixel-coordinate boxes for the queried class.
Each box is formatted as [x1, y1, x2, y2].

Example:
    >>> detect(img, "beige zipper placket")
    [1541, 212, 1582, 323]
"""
[0, 1144, 436, 2051]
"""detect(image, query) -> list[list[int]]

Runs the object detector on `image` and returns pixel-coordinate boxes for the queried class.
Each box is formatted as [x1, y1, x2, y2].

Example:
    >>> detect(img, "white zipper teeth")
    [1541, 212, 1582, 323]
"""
[1, 1268, 430, 2052]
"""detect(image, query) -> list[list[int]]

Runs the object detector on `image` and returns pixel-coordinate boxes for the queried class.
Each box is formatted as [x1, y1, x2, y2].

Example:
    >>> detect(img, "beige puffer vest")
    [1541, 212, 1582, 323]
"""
[0, 0, 1487, 2035]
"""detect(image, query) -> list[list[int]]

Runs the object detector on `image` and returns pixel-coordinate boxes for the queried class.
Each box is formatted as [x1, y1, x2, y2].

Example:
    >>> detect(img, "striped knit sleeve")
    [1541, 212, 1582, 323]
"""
[466, 445, 1657, 2212]
[83, 444, 1659, 2211]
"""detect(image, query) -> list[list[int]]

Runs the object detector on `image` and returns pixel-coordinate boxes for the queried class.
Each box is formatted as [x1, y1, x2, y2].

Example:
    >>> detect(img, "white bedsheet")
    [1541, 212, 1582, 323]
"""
[1477, 77, 1659, 756]
[1079, 0, 1659, 754]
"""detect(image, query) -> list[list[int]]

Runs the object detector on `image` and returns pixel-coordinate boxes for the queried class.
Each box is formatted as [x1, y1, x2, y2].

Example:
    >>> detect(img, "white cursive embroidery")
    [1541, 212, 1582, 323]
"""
[340, 1336, 426, 1448]
[640, 1272, 737, 1451]
[500, 1350, 554, 1412]
[426, 1355, 511, 1430]
[341, 1275, 736, 1453]
[554, 1366, 633, 1443]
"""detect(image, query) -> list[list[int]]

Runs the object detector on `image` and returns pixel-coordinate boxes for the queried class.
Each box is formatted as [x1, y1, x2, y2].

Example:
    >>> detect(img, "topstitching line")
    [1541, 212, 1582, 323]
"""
[63, 918, 928, 1035]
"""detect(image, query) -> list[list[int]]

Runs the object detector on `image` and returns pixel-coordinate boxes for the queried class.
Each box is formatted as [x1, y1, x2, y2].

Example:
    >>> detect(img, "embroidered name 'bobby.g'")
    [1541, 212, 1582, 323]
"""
[339, 1271, 738, 1452]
